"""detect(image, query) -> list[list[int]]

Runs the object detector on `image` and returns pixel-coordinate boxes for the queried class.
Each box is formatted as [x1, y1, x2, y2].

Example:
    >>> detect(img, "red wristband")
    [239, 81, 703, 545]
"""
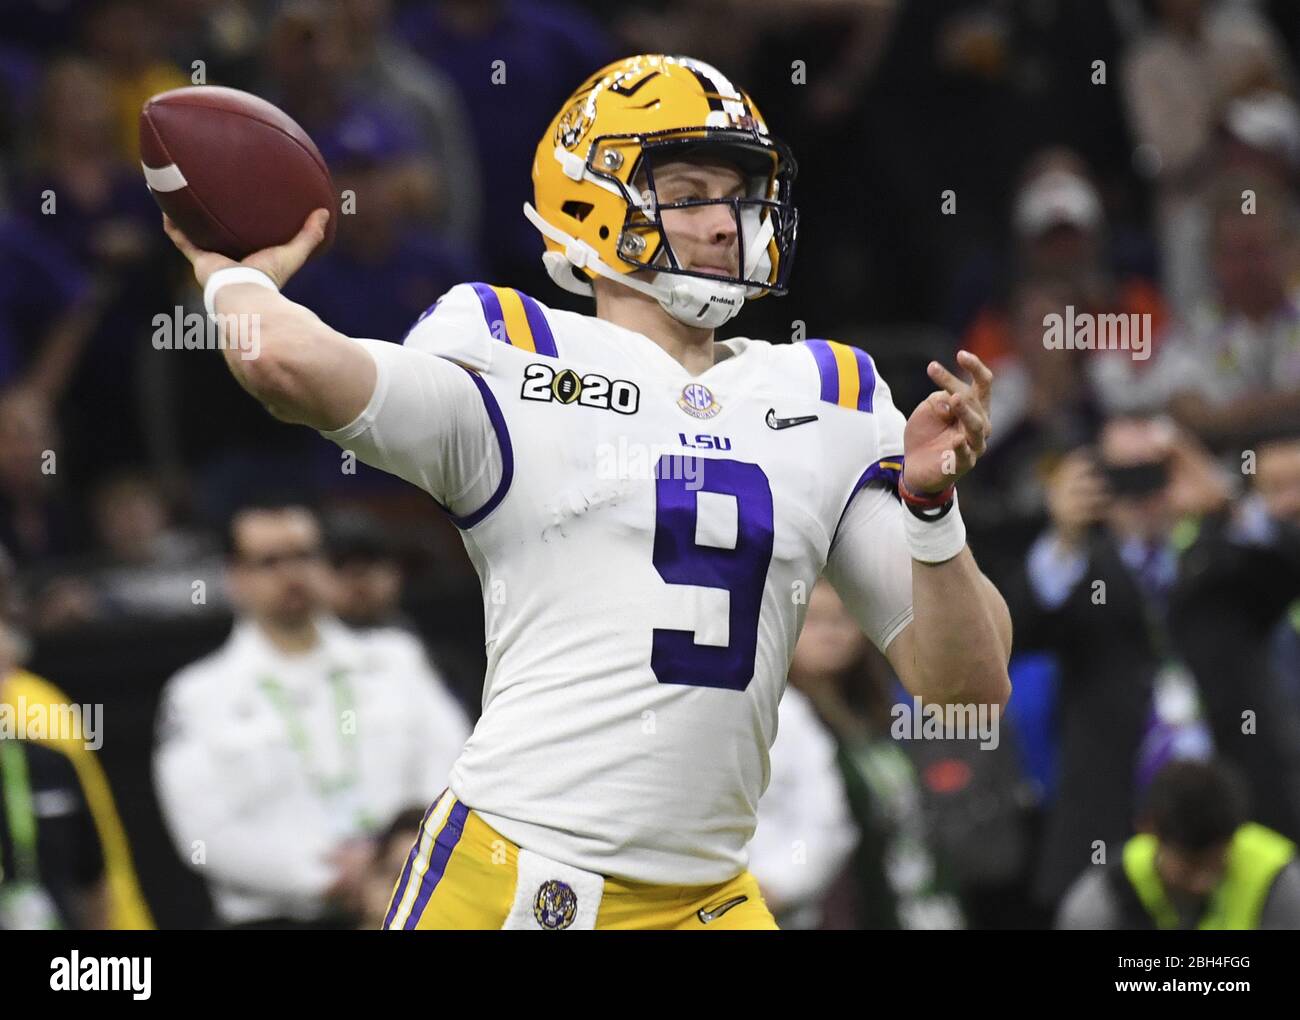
[897, 474, 955, 510]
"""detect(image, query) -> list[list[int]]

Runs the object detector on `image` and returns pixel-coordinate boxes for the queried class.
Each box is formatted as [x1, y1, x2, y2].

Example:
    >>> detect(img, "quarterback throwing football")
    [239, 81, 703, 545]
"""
[164, 54, 1012, 930]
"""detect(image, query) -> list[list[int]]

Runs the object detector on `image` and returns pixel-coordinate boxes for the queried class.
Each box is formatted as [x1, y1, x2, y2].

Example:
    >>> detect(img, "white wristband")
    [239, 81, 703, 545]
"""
[904, 489, 967, 563]
[203, 266, 278, 319]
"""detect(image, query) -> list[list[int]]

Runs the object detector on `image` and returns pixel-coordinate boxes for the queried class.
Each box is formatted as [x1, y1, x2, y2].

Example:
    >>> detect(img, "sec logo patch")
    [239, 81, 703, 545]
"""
[678, 382, 721, 419]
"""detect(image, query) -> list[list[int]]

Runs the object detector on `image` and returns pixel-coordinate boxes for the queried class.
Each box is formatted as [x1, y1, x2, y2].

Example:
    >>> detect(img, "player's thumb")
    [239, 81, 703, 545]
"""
[249, 208, 329, 286]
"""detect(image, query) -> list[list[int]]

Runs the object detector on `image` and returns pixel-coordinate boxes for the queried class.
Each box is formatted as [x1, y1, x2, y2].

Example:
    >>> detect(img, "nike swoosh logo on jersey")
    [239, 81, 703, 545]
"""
[765, 408, 819, 430]
[697, 895, 748, 924]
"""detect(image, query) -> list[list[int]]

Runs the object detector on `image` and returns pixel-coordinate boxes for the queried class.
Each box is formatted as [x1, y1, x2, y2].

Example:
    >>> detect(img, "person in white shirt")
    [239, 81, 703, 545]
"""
[748, 685, 857, 929]
[152, 503, 470, 928]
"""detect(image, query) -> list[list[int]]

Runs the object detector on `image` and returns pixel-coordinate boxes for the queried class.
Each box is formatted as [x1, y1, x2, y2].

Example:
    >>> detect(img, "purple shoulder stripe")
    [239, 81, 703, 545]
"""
[469, 282, 507, 343]
[517, 291, 559, 357]
[804, 339, 839, 403]
[851, 346, 876, 412]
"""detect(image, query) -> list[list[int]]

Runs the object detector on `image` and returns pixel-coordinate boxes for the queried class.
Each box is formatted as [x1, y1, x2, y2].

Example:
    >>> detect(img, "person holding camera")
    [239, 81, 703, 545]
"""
[1007, 415, 1231, 912]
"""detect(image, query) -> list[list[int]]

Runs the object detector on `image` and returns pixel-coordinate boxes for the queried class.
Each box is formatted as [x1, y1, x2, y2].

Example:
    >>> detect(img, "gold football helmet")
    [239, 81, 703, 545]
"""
[525, 54, 798, 329]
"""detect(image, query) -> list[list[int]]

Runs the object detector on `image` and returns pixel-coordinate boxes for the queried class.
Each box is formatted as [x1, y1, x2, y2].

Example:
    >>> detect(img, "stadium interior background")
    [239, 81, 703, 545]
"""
[3, 0, 1300, 929]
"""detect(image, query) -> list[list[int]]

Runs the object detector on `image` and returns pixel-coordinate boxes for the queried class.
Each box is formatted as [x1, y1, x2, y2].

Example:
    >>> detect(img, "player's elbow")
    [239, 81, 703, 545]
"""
[981, 668, 1012, 713]
[230, 313, 326, 423]
[927, 661, 1011, 712]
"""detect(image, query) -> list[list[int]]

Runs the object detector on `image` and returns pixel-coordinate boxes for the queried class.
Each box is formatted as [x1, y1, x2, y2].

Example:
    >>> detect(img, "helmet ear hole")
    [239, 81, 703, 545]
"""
[598, 225, 610, 239]
[562, 200, 595, 222]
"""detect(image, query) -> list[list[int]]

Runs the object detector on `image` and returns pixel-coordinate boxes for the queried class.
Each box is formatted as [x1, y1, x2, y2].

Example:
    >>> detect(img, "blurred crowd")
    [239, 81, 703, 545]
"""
[2, 0, 1300, 929]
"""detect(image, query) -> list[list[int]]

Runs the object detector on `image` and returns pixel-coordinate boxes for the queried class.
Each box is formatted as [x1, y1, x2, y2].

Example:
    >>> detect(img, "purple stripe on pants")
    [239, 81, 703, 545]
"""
[382, 791, 444, 930]
[403, 799, 471, 930]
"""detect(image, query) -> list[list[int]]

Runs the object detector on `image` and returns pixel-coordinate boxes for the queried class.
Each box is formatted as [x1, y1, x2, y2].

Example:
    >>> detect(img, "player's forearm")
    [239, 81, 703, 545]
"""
[909, 546, 1012, 708]
[212, 283, 375, 430]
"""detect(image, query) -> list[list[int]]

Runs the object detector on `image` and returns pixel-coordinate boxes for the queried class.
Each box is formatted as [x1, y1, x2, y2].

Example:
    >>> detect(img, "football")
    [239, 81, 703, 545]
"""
[139, 85, 337, 260]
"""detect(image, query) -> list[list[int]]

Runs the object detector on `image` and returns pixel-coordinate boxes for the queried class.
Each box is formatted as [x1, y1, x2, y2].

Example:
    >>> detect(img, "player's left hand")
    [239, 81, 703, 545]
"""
[901, 350, 993, 494]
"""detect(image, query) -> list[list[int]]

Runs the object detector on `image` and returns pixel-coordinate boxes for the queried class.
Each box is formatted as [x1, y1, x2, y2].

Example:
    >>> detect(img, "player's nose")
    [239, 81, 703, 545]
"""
[704, 204, 738, 244]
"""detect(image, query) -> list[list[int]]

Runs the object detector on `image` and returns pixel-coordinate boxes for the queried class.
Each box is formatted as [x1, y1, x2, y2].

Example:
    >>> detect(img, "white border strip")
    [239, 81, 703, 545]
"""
[141, 162, 187, 193]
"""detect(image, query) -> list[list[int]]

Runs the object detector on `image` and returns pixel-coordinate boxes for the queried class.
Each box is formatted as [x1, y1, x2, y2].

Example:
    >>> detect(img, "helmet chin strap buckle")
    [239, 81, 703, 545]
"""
[565, 238, 597, 269]
[660, 277, 745, 329]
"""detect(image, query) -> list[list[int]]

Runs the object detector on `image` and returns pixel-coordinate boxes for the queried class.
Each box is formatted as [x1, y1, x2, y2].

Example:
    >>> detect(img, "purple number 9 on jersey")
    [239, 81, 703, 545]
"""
[651, 455, 775, 691]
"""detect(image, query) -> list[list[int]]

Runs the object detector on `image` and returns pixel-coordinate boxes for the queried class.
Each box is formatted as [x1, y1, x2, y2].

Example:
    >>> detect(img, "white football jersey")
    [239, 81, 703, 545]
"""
[322, 282, 915, 885]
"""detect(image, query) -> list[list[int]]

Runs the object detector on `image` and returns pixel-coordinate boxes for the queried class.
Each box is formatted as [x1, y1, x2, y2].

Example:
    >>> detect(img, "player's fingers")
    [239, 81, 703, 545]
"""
[956, 349, 994, 404]
[953, 436, 976, 472]
[948, 392, 989, 450]
[924, 390, 957, 421]
[162, 214, 201, 264]
[253, 208, 329, 285]
[927, 359, 970, 399]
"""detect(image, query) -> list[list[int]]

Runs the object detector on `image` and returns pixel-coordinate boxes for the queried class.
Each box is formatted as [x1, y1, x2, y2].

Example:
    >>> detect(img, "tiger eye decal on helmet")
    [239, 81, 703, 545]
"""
[524, 54, 799, 331]
[555, 91, 599, 152]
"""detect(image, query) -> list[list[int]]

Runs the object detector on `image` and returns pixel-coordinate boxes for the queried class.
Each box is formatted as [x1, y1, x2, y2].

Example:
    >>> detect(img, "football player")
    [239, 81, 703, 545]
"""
[163, 54, 1012, 930]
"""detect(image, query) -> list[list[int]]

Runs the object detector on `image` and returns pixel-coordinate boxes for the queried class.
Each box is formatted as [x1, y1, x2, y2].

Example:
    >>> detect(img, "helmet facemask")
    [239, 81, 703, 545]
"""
[526, 124, 798, 330]
[618, 133, 797, 293]
[602, 131, 797, 327]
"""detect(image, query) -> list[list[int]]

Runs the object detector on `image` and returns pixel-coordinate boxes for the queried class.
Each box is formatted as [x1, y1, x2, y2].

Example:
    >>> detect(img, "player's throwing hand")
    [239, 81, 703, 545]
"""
[162, 207, 330, 290]
[901, 349, 994, 495]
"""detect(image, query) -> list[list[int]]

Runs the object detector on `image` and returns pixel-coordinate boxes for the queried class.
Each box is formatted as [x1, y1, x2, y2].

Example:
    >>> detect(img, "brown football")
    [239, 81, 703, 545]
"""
[140, 86, 337, 260]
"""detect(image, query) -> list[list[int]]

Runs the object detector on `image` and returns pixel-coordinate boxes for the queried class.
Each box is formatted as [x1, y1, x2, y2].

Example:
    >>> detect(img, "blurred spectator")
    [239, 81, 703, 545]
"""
[28, 472, 226, 631]
[284, 101, 482, 343]
[357, 804, 425, 930]
[960, 274, 1103, 568]
[0, 388, 85, 567]
[1010, 415, 1232, 911]
[323, 507, 406, 630]
[1136, 176, 1300, 447]
[340, 0, 483, 242]
[323, 504, 471, 716]
[0, 216, 106, 401]
[0, 682, 108, 929]
[83, 0, 188, 162]
[789, 581, 968, 930]
[397, 0, 616, 292]
[21, 58, 158, 272]
[0, 545, 153, 929]
[749, 685, 857, 930]
[1167, 434, 1300, 840]
[152, 503, 469, 928]
[1122, 0, 1293, 315]
[1259, 437, 1300, 709]
[1219, 88, 1300, 189]
[14, 56, 170, 474]
[260, 0, 357, 138]
[1057, 758, 1300, 929]
[958, 149, 1167, 375]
